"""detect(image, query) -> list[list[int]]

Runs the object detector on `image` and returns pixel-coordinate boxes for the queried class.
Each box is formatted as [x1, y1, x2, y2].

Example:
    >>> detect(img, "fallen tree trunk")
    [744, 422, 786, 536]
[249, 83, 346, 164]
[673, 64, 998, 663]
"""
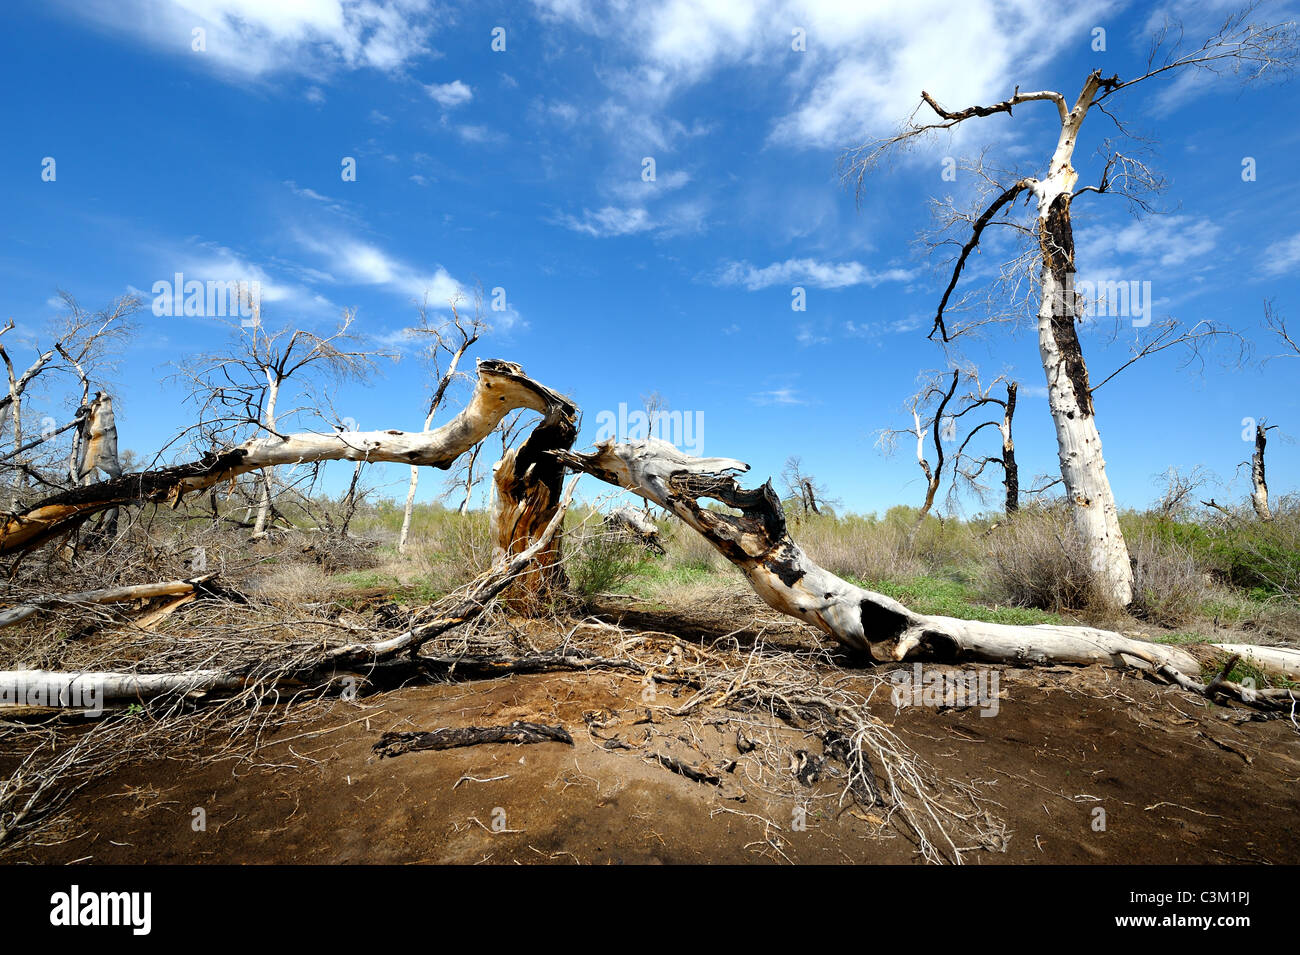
[553, 439, 1294, 706]
[0, 574, 217, 628]
[0, 479, 576, 710]
[0, 359, 566, 555]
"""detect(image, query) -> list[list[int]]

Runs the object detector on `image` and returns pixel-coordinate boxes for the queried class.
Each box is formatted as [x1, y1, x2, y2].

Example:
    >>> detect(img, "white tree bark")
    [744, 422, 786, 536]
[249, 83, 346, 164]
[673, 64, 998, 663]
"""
[555, 440, 1292, 702]
[1031, 73, 1133, 606]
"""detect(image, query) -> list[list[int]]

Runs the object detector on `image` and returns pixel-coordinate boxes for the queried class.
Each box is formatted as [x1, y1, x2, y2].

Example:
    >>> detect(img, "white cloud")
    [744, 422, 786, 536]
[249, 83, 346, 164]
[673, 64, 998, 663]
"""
[291, 230, 462, 304]
[717, 258, 914, 290]
[425, 80, 472, 107]
[534, 0, 1116, 150]
[557, 199, 707, 238]
[796, 323, 829, 346]
[1261, 232, 1300, 277]
[749, 387, 807, 406]
[557, 206, 654, 237]
[1075, 216, 1222, 271]
[65, 0, 439, 80]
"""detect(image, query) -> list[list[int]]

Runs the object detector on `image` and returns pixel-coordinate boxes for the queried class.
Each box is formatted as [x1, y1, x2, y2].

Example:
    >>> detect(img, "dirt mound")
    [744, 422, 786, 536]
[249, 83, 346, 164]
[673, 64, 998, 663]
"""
[14, 660, 1298, 865]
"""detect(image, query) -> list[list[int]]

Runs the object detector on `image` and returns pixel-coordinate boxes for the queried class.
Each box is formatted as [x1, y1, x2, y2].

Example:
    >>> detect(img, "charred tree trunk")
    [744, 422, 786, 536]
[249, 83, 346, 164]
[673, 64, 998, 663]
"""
[1034, 71, 1132, 606]
[1001, 381, 1019, 514]
[801, 478, 821, 516]
[1251, 423, 1272, 522]
[491, 395, 578, 611]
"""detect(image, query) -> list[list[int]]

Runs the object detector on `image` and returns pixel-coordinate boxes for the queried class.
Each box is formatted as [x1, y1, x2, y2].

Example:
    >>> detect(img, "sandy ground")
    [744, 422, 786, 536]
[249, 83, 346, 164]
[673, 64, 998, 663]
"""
[12, 638, 1297, 865]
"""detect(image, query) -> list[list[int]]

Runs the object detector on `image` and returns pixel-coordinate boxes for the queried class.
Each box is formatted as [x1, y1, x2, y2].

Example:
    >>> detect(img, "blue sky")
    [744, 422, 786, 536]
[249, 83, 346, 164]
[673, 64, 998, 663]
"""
[2, 0, 1298, 515]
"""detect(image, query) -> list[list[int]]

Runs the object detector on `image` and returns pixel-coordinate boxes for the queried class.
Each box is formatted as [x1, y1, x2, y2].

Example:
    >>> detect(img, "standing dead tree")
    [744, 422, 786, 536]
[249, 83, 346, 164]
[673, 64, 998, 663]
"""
[950, 376, 1020, 515]
[843, 6, 1296, 606]
[0, 294, 136, 506]
[878, 369, 960, 535]
[398, 292, 486, 553]
[780, 456, 835, 521]
[1249, 421, 1277, 521]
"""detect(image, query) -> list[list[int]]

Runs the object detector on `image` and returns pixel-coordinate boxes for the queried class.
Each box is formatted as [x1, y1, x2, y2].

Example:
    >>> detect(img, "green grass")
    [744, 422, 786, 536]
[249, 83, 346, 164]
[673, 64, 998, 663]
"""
[328, 569, 446, 606]
[625, 558, 726, 593]
[849, 575, 1066, 626]
[1152, 631, 1205, 646]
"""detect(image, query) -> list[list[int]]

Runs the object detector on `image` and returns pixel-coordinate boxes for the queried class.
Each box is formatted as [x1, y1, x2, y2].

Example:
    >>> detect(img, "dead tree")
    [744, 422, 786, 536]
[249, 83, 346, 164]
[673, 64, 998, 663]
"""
[879, 369, 960, 536]
[780, 456, 834, 521]
[176, 304, 386, 538]
[398, 293, 485, 553]
[451, 440, 485, 514]
[606, 505, 665, 555]
[4, 360, 1299, 706]
[843, 7, 1295, 606]
[0, 294, 135, 505]
[951, 377, 1020, 515]
[553, 438, 1295, 708]
[1249, 421, 1277, 521]
[491, 391, 578, 609]
[1149, 465, 1212, 521]
[0, 359, 563, 556]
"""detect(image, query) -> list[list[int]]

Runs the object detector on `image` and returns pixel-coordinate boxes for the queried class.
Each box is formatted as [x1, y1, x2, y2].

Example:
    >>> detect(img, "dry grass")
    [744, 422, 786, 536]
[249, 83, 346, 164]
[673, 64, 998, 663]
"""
[1128, 533, 1207, 628]
[979, 505, 1108, 614]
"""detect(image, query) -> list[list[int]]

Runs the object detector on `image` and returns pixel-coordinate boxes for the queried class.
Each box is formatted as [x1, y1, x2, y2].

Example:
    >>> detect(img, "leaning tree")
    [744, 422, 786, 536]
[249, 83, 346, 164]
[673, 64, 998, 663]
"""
[843, 6, 1297, 606]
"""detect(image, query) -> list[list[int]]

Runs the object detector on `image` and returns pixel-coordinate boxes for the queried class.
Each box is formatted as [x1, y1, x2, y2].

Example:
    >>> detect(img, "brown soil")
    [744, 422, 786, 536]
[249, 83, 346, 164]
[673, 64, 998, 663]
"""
[11, 628, 1298, 865]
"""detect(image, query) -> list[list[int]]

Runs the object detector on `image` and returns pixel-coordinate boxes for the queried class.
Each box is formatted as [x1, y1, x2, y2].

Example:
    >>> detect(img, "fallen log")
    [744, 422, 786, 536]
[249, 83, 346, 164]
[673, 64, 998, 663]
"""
[553, 439, 1294, 707]
[0, 574, 218, 628]
[374, 721, 573, 758]
[0, 478, 577, 711]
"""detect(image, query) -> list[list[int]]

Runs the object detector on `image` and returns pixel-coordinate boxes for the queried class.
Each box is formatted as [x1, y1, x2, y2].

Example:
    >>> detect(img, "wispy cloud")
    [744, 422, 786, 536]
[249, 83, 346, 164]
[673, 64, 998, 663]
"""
[287, 229, 527, 333]
[66, 0, 441, 80]
[749, 387, 808, 406]
[717, 258, 914, 291]
[1260, 231, 1300, 277]
[557, 199, 707, 238]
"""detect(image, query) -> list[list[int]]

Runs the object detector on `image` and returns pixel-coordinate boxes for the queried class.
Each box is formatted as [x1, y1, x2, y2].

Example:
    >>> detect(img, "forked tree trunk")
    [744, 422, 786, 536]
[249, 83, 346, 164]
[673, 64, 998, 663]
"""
[1034, 72, 1133, 606]
[1251, 423, 1271, 522]
[492, 397, 578, 610]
